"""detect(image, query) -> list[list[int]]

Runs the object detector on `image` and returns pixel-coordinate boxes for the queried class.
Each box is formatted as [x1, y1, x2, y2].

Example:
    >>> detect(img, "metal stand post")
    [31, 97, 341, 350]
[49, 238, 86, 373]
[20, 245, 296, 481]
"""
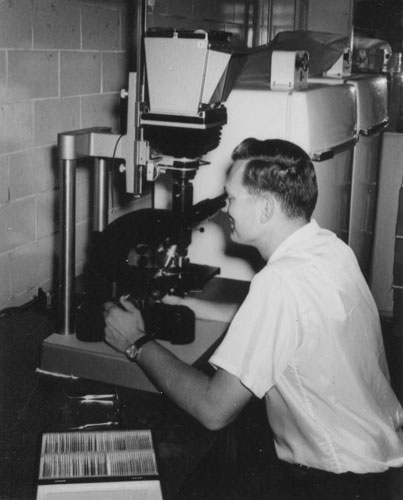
[94, 158, 109, 232]
[59, 159, 76, 335]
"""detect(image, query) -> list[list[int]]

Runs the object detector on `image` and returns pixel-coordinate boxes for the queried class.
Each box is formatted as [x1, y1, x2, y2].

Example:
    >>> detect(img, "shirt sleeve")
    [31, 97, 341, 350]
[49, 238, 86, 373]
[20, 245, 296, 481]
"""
[209, 267, 299, 398]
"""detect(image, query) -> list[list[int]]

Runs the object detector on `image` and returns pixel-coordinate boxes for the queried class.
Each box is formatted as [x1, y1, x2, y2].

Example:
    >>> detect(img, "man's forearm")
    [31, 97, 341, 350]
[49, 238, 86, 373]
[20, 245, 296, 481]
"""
[104, 298, 252, 429]
[134, 340, 240, 430]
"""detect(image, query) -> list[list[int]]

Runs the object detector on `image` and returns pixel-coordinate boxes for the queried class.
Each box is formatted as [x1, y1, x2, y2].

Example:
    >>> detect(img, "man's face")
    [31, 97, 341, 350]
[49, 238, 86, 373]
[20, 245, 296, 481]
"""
[223, 160, 263, 246]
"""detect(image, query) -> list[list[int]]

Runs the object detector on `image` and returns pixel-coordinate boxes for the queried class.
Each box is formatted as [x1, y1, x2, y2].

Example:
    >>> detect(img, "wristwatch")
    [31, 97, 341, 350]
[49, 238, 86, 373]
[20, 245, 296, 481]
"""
[125, 335, 154, 362]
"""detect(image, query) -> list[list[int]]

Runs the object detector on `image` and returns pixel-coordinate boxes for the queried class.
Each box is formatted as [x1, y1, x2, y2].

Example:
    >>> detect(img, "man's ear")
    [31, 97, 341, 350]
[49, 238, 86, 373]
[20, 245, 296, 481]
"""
[260, 195, 274, 223]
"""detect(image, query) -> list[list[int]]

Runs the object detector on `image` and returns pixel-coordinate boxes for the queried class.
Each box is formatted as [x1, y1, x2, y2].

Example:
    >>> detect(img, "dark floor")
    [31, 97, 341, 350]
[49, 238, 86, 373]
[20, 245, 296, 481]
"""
[0, 304, 402, 500]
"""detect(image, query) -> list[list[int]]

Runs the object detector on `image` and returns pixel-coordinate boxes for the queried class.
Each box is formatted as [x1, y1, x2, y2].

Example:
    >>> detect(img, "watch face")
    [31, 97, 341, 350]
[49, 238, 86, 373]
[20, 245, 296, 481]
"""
[125, 344, 138, 360]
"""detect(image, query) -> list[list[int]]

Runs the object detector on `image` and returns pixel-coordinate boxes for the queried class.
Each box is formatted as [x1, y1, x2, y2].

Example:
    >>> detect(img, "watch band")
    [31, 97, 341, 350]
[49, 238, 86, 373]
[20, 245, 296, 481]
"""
[125, 335, 154, 362]
[135, 334, 154, 349]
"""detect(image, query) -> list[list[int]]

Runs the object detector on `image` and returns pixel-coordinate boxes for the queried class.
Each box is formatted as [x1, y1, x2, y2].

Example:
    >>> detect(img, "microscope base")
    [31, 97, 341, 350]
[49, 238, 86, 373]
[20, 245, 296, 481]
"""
[40, 277, 250, 392]
[40, 319, 227, 393]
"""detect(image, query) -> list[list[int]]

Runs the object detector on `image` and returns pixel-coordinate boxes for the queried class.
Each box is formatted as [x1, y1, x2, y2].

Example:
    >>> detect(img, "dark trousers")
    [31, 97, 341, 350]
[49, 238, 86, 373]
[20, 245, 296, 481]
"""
[267, 461, 403, 500]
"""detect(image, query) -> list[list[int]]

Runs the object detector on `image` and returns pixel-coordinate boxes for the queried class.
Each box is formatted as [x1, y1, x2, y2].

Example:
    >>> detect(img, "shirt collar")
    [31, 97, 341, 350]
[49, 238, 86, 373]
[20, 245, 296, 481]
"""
[269, 219, 320, 264]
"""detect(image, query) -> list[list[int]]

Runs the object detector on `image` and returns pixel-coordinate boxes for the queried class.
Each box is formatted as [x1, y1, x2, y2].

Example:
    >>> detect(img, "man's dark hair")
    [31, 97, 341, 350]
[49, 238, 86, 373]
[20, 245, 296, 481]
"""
[231, 138, 318, 221]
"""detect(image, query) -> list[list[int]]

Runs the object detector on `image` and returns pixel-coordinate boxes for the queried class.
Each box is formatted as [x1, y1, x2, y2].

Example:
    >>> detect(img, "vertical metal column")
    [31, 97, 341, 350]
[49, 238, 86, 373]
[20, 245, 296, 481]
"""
[59, 159, 76, 335]
[94, 158, 109, 232]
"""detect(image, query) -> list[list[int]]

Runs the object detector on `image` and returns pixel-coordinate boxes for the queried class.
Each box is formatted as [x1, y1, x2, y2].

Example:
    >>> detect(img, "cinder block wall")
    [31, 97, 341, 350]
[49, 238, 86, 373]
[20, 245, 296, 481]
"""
[0, 0, 137, 309]
[0, 0, 260, 310]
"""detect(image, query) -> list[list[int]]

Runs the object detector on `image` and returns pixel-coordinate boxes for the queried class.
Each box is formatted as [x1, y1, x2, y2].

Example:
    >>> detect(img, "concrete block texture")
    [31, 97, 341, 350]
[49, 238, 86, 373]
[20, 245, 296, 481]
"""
[0, 0, 134, 311]
[120, 4, 131, 53]
[33, 0, 81, 50]
[0, 156, 9, 205]
[102, 52, 128, 93]
[8, 51, 59, 101]
[9, 152, 42, 201]
[37, 190, 59, 239]
[60, 51, 102, 97]
[35, 97, 81, 146]
[81, 93, 121, 130]
[82, 4, 120, 51]
[10, 236, 56, 296]
[0, 198, 36, 254]
[0, 102, 34, 155]
[0, 52, 6, 103]
[0, 0, 33, 49]
[31, 146, 59, 193]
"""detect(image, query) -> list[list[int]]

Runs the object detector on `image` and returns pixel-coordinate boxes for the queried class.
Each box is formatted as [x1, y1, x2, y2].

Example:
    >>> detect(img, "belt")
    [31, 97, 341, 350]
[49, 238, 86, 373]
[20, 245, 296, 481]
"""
[284, 461, 389, 482]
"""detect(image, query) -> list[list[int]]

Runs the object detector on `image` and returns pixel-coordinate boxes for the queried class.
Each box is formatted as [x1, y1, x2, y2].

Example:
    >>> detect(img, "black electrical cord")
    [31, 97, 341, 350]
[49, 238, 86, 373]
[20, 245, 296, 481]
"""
[109, 133, 124, 222]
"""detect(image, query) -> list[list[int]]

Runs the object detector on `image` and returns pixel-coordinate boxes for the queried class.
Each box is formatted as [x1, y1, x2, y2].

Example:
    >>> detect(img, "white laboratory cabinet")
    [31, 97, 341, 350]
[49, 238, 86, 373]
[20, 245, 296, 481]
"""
[347, 74, 388, 280]
[370, 132, 403, 316]
[155, 82, 357, 281]
[310, 74, 388, 280]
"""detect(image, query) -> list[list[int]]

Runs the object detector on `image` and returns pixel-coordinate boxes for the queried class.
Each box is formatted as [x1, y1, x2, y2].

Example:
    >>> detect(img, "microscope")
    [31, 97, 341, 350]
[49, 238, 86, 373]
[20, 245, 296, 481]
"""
[58, 28, 242, 343]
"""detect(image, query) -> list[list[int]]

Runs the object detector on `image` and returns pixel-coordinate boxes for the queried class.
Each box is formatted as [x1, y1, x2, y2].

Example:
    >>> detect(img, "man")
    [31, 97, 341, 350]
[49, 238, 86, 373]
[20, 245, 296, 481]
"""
[104, 138, 403, 499]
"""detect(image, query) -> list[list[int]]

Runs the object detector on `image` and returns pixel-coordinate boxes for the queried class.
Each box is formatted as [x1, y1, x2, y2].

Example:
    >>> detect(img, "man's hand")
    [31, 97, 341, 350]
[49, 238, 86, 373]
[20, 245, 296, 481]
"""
[104, 297, 146, 352]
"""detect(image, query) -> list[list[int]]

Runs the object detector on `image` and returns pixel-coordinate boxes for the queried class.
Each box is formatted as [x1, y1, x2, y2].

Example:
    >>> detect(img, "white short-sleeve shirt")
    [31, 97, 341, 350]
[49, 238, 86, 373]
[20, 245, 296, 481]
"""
[210, 220, 403, 473]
